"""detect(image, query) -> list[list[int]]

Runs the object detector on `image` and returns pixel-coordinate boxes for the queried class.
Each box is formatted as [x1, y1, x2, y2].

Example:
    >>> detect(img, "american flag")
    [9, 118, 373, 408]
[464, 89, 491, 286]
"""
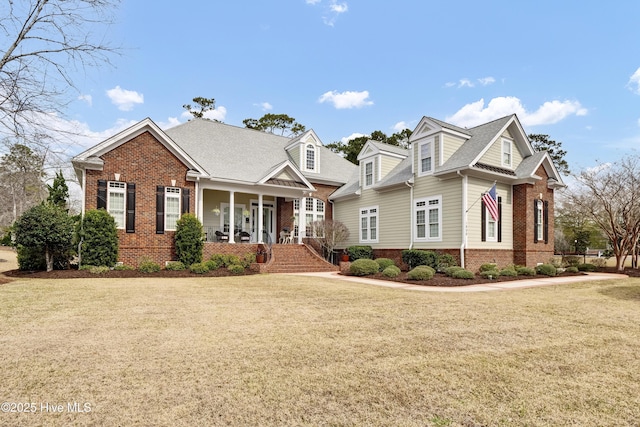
[482, 184, 499, 221]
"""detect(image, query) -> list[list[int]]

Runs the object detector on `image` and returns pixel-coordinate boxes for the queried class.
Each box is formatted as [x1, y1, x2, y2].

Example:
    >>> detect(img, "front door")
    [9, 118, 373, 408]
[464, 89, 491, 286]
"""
[251, 202, 275, 243]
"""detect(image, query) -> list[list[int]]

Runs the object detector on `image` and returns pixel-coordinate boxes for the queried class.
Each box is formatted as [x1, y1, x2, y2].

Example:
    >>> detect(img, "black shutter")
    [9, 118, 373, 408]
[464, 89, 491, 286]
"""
[543, 200, 549, 244]
[181, 188, 190, 214]
[533, 199, 539, 243]
[126, 183, 136, 233]
[481, 199, 486, 242]
[97, 180, 107, 209]
[156, 186, 165, 234]
[497, 196, 502, 243]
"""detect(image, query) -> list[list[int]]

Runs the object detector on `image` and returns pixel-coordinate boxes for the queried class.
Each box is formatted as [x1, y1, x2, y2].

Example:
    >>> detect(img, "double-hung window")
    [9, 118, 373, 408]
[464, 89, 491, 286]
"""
[502, 139, 512, 168]
[364, 161, 374, 187]
[305, 144, 316, 171]
[419, 139, 434, 176]
[107, 182, 126, 229]
[359, 206, 378, 243]
[414, 196, 441, 241]
[165, 187, 181, 231]
[536, 200, 544, 242]
[293, 198, 325, 237]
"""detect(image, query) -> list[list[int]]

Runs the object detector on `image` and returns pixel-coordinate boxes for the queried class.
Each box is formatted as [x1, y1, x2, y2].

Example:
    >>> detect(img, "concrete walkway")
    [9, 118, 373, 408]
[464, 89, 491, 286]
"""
[286, 271, 629, 292]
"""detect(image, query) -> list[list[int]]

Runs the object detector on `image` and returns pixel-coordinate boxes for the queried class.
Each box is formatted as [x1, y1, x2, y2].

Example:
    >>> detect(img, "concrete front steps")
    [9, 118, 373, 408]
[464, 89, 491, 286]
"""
[263, 244, 339, 273]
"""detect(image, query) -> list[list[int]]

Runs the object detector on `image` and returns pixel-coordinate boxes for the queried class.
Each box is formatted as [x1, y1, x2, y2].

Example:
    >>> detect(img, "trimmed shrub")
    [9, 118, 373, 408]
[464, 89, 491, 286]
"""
[242, 252, 256, 268]
[208, 254, 226, 269]
[205, 259, 221, 271]
[375, 258, 395, 271]
[16, 245, 47, 271]
[382, 265, 401, 278]
[577, 263, 597, 272]
[480, 269, 500, 279]
[223, 254, 241, 267]
[189, 262, 209, 274]
[346, 245, 373, 260]
[138, 258, 161, 273]
[444, 266, 465, 277]
[499, 268, 518, 277]
[436, 253, 457, 272]
[451, 268, 475, 279]
[227, 263, 245, 274]
[566, 266, 579, 273]
[165, 261, 186, 271]
[402, 250, 437, 269]
[536, 263, 557, 276]
[79, 209, 118, 268]
[349, 258, 380, 276]
[479, 263, 497, 272]
[88, 265, 110, 275]
[175, 214, 204, 267]
[563, 255, 581, 267]
[516, 266, 536, 276]
[114, 264, 133, 271]
[407, 265, 435, 280]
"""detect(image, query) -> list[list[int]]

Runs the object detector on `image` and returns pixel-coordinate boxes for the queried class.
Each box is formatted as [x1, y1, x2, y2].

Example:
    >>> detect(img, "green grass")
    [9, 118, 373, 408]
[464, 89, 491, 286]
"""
[0, 273, 639, 426]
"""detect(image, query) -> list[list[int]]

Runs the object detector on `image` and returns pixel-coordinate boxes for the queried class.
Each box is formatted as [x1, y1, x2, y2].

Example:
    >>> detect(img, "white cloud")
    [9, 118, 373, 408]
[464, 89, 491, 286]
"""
[78, 94, 92, 106]
[306, 0, 321, 4]
[330, 2, 348, 13]
[157, 117, 182, 129]
[341, 132, 367, 144]
[446, 96, 587, 128]
[392, 121, 409, 132]
[106, 86, 144, 111]
[180, 105, 227, 122]
[478, 76, 496, 86]
[627, 67, 640, 95]
[255, 102, 272, 111]
[318, 90, 373, 109]
[308, 0, 347, 26]
[444, 82, 456, 88]
[458, 79, 474, 88]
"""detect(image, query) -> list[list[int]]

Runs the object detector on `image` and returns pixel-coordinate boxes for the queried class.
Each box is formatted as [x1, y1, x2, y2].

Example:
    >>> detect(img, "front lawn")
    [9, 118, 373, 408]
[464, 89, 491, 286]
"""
[0, 275, 639, 426]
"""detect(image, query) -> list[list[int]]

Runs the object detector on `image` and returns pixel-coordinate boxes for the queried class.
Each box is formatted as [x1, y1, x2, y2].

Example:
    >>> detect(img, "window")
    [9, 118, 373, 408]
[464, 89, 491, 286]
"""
[107, 181, 126, 229]
[419, 139, 434, 176]
[364, 161, 374, 187]
[536, 200, 544, 242]
[305, 144, 315, 171]
[293, 198, 325, 237]
[414, 196, 441, 241]
[481, 196, 502, 243]
[360, 206, 378, 243]
[502, 139, 512, 167]
[165, 187, 181, 231]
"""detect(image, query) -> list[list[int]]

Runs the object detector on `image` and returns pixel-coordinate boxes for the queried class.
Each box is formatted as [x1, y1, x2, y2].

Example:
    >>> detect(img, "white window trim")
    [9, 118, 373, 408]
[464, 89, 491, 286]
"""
[107, 181, 126, 229]
[363, 160, 374, 189]
[536, 200, 544, 241]
[418, 138, 435, 177]
[359, 205, 379, 244]
[414, 195, 442, 242]
[293, 198, 325, 238]
[502, 138, 513, 168]
[305, 143, 316, 172]
[165, 187, 181, 231]
[485, 211, 497, 242]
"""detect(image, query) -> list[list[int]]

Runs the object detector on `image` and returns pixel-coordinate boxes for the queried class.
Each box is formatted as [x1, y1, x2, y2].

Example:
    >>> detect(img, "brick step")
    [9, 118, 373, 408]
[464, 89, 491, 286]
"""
[264, 244, 338, 273]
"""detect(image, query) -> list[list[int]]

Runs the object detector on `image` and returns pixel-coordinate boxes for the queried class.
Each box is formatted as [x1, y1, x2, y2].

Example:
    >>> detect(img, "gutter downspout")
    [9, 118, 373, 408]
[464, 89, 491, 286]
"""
[457, 171, 467, 269]
[405, 178, 414, 249]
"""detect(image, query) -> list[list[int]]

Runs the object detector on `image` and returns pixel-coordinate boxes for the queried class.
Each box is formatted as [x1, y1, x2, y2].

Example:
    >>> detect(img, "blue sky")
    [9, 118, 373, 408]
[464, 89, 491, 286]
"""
[67, 0, 640, 174]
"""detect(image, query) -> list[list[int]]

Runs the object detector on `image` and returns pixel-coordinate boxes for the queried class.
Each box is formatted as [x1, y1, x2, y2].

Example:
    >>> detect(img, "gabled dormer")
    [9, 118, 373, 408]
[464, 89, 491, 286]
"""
[475, 115, 533, 172]
[285, 130, 322, 174]
[409, 117, 471, 177]
[357, 140, 408, 190]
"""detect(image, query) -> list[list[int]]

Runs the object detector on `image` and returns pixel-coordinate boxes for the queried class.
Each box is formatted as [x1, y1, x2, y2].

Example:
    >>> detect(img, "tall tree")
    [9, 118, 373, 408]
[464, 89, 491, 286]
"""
[0, 0, 119, 138]
[528, 134, 569, 176]
[47, 170, 69, 209]
[243, 113, 306, 137]
[326, 129, 412, 164]
[183, 97, 216, 119]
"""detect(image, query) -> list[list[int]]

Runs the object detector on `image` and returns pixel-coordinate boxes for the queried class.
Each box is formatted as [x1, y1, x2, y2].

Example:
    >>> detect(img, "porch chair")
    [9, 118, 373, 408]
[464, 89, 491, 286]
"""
[238, 231, 251, 243]
[215, 230, 229, 243]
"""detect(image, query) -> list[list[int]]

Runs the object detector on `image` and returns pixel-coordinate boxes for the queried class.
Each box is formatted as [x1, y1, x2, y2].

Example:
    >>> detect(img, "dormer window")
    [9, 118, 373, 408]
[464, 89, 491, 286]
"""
[502, 138, 512, 168]
[364, 161, 374, 187]
[305, 144, 316, 171]
[418, 138, 434, 176]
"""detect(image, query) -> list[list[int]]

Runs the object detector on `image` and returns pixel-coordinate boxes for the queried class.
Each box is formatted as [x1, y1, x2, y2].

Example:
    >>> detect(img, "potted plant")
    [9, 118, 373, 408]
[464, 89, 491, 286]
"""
[341, 250, 350, 262]
[256, 249, 266, 263]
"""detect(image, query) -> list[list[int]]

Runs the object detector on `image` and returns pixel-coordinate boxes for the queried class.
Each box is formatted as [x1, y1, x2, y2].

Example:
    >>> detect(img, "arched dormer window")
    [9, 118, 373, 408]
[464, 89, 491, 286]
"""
[305, 143, 316, 171]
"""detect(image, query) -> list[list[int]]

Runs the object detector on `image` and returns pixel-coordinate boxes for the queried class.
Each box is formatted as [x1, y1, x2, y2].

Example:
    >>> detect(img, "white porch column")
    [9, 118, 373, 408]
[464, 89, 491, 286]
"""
[229, 191, 236, 243]
[258, 194, 264, 243]
[196, 179, 203, 222]
[297, 195, 306, 244]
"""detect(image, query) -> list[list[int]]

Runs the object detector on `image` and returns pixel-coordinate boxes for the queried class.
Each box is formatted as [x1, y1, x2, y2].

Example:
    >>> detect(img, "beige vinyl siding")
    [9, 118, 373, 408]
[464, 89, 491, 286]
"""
[411, 175, 462, 249]
[380, 155, 403, 180]
[479, 139, 503, 166]
[442, 133, 466, 164]
[333, 186, 411, 249]
[511, 140, 524, 166]
[288, 146, 300, 168]
[465, 178, 512, 249]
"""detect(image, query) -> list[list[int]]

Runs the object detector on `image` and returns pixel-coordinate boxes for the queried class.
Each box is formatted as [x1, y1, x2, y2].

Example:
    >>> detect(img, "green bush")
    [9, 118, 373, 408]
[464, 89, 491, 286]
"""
[223, 254, 241, 267]
[375, 258, 395, 271]
[242, 252, 256, 268]
[566, 266, 579, 273]
[382, 265, 401, 278]
[480, 269, 500, 279]
[402, 250, 436, 269]
[444, 266, 465, 277]
[516, 266, 536, 276]
[87, 265, 110, 275]
[407, 265, 435, 280]
[16, 245, 47, 271]
[347, 245, 373, 260]
[114, 264, 133, 271]
[175, 214, 204, 267]
[451, 268, 475, 279]
[208, 254, 226, 269]
[562, 255, 581, 267]
[577, 263, 597, 272]
[536, 263, 557, 276]
[499, 268, 518, 277]
[436, 253, 457, 271]
[205, 259, 221, 271]
[479, 263, 497, 272]
[165, 261, 186, 271]
[189, 262, 209, 274]
[349, 258, 380, 276]
[78, 209, 118, 268]
[227, 263, 245, 274]
[138, 258, 161, 273]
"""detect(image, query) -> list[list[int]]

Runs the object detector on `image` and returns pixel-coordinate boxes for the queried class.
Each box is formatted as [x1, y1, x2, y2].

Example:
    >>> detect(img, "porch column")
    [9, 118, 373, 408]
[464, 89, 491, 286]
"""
[229, 191, 236, 243]
[196, 179, 203, 222]
[297, 195, 306, 244]
[258, 194, 264, 243]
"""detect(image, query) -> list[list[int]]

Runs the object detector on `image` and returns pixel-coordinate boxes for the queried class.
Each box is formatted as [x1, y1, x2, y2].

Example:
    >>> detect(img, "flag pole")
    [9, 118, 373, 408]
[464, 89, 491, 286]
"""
[466, 180, 497, 213]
